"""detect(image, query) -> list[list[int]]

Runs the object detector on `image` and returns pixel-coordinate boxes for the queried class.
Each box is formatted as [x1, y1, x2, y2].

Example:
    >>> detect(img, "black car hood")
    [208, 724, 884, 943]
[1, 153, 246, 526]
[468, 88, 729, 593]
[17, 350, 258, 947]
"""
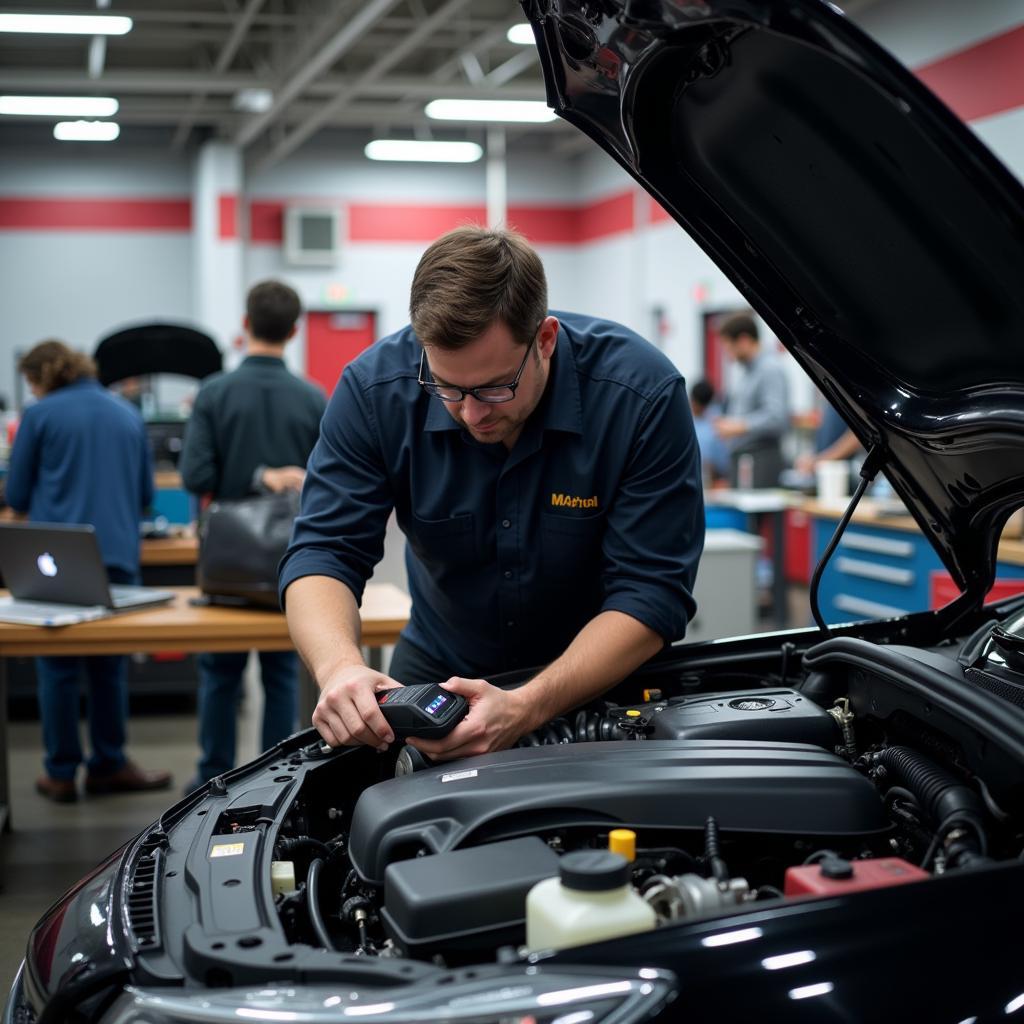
[524, 0, 1024, 613]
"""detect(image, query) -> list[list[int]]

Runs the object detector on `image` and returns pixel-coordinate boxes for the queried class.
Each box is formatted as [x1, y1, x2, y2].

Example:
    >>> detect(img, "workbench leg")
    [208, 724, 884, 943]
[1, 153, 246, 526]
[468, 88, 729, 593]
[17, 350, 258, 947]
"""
[0, 657, 10, 835]
[298, 662, 319, 727]
[772, 510, 788, 629]
[366, 646, 383, 672]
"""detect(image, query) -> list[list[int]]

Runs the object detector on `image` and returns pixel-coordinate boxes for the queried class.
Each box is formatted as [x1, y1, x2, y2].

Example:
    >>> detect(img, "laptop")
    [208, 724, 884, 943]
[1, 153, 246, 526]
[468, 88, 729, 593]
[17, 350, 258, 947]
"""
[0, 522, 175, 626]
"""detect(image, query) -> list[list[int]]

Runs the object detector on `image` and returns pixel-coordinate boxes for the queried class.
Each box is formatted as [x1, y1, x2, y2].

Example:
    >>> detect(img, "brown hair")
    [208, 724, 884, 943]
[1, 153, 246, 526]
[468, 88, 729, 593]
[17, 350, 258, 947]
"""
[719, 312, 759, 342]
[246, 279, 302, 343]
[19, 339, 96, 395]
[409, 226, 547, 350]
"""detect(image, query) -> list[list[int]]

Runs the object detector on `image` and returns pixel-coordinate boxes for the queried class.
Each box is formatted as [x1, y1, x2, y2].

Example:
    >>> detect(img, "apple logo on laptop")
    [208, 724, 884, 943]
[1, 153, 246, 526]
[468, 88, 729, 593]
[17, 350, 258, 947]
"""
[37, 552, 58, 578]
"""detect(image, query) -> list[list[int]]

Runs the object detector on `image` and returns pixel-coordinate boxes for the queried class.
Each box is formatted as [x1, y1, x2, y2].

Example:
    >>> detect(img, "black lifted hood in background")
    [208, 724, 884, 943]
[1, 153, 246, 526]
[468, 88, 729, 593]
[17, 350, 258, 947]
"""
[523, 0, 1024, 616]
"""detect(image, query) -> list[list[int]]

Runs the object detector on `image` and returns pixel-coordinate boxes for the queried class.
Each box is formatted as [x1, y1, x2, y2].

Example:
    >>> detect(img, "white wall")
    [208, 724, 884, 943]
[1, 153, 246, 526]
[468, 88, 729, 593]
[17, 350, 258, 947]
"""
[1, 0, 1022, 411]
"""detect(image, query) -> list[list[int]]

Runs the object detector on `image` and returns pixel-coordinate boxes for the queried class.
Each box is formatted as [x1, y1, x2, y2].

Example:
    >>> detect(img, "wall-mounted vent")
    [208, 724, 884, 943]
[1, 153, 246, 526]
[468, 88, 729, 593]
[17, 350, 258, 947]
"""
[283, 206, 340, 266]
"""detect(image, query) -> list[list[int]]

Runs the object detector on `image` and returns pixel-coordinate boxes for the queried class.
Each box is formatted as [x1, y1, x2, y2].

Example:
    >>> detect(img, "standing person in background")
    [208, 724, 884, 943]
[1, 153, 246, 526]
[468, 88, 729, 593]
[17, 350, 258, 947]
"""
[713, 312, 790, 488]
[180, 280, 326, 789]
[6, 340, 171, 803]
[689, 378, 730, 487]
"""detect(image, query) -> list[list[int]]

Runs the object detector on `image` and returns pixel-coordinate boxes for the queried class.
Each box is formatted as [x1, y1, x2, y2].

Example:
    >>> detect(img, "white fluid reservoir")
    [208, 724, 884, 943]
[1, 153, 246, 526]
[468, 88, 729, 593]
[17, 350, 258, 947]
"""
[525, 850, 656, 952]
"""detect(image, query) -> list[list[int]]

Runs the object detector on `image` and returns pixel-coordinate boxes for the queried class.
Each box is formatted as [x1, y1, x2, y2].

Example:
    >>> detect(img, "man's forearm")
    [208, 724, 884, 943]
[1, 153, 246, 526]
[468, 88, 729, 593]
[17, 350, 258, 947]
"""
[515, 610, 664, 732]
[284, 575, 366, 688]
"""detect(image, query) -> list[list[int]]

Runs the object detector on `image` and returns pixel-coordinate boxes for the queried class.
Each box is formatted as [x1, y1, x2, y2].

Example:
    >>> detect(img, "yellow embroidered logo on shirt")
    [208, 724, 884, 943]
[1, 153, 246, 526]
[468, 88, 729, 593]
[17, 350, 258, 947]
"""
[550, 492, 599, 509]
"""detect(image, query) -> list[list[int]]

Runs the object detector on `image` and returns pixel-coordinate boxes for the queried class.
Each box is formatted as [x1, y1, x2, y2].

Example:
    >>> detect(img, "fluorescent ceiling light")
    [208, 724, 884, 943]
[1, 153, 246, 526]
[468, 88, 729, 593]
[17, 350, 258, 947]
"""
[0, 13, 132, 35]
[425, 99, 556, 123]
[233, 87, 274, 113]
[0, 95, 119, 117]
[365, 139, 483, 163]
[506, 23, 535, 45]
[54, 120, 120, 142]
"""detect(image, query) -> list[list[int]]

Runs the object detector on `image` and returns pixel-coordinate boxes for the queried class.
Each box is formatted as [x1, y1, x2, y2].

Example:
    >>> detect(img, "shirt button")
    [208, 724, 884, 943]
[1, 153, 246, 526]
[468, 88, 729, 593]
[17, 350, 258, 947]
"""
[503, 570, 512, 579]
[502, 519, 511, 529]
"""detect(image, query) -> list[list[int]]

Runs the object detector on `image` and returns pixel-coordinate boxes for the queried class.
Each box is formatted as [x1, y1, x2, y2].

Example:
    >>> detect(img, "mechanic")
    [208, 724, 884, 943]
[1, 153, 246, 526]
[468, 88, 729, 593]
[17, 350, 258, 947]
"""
[280, 226, 705, 761]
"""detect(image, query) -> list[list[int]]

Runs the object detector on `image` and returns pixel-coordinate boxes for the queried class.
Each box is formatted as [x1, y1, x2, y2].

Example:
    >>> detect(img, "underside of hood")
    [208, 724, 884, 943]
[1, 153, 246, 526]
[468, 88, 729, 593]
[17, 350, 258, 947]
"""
[524, 0, 1024, 618]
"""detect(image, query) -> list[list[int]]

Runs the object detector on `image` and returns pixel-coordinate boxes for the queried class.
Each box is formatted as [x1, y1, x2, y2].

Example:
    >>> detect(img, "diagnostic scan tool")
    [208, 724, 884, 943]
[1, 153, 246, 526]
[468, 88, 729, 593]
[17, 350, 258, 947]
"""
[377, 683, 468, 740]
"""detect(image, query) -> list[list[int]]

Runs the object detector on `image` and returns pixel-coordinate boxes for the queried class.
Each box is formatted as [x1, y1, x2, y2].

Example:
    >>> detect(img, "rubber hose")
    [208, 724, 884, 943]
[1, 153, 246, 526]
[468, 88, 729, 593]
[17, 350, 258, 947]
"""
[305, 858, 335, 951]
[704, 815, 729, 884]
[279, 836, 331, 860]
[872, 747, 983, 827]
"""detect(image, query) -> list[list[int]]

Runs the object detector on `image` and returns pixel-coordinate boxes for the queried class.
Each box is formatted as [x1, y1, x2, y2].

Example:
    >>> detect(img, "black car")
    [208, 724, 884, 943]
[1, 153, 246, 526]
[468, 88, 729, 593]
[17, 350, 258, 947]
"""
[8, 1, 1024, 1021]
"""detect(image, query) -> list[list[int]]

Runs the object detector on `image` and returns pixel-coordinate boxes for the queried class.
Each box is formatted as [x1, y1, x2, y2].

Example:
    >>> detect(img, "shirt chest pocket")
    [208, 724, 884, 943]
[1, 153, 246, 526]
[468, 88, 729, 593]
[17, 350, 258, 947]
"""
[540, 511, 605, 580]
[408, 512, 479, 569]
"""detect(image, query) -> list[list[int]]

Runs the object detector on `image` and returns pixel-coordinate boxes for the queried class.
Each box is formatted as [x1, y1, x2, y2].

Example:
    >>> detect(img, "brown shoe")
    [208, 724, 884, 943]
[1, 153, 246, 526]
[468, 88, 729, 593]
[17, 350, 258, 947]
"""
[84, 760, 172, 795]
[36, 775, 77, 803]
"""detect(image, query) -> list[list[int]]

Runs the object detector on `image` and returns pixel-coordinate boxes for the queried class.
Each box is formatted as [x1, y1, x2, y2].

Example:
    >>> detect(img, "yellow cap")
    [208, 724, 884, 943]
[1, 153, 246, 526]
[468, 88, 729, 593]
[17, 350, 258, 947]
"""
[625, 709, 642, 718]
[609, 828, 636, 862]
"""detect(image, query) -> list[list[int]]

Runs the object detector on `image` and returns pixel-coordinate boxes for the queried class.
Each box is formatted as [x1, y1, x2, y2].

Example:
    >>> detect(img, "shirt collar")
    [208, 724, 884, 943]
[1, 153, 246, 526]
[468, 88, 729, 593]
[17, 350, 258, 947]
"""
[242, 354, 286, 368]
[422, 321, 583, 437]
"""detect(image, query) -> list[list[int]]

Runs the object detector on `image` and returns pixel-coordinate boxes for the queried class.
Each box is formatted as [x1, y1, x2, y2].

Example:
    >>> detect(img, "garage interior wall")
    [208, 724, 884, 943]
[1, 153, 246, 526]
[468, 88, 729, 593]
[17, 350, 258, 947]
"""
[0, 0, 1021, 405]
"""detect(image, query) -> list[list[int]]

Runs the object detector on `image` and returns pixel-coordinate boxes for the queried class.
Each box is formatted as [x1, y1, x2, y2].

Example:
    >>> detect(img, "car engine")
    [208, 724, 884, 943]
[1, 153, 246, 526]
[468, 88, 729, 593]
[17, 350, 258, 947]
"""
[254, 632, 1011, 967]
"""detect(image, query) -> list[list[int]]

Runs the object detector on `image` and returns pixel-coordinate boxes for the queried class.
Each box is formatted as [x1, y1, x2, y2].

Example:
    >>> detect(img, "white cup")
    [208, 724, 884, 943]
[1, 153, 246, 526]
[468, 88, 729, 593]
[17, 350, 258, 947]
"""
[816, 460, 850, 504]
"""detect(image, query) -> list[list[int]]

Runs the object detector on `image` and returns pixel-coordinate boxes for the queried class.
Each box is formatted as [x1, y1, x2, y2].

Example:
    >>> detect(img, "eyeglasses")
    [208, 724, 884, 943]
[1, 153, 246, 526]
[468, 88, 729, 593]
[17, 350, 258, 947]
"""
[418, 335, 536, 404]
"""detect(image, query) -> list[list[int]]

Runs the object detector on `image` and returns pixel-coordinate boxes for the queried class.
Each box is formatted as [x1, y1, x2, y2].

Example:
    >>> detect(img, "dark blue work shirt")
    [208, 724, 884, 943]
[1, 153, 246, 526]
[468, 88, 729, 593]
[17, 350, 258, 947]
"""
[280, 312, 705, 677]
[6, 379, 154, 574]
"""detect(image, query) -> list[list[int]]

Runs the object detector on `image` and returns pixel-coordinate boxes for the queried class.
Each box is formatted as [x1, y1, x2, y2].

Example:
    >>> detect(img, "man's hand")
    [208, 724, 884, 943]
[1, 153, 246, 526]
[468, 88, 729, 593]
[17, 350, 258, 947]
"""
[312, 664, 402, 751]
[714, 416, 747, 440]
[262, 465, 306, 492]
[408, 677, 533, 761]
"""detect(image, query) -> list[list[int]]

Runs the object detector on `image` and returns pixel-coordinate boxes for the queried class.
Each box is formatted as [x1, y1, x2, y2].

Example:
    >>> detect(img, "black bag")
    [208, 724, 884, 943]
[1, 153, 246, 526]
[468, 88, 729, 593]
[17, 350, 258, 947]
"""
[197, 491, 300, 608]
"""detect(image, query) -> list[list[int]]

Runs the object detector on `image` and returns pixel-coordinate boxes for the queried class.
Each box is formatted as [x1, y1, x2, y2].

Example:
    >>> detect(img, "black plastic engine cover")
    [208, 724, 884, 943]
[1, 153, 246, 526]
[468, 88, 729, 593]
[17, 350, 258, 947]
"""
[646, 689, 839, 747]
[349, 740, 888, 883]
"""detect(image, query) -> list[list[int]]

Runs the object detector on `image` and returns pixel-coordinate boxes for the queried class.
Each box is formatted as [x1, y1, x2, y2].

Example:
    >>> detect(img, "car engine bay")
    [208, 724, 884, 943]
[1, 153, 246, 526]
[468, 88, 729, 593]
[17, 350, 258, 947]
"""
[198, 607, 1022, 971]
[115, 605, 1024, 993]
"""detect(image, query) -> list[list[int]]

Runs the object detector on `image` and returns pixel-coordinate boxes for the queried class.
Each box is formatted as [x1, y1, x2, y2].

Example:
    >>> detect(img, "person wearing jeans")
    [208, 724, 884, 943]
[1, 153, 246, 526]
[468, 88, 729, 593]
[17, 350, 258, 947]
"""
[195, 650, 298, 780]
[6, 341, 171, 803]
[180, 280, 325, 788]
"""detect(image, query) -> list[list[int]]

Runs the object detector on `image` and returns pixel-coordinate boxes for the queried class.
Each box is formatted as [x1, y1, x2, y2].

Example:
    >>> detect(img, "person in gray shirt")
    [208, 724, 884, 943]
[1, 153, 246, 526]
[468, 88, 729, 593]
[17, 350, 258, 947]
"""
[714, 312, 790, 488]
[180, 280, 326, 789]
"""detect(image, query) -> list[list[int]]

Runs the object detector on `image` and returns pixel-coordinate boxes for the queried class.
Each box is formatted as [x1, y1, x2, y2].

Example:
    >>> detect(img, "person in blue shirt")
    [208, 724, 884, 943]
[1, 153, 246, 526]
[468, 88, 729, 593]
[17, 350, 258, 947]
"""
[6, 340, 171, 803]
[280, 227, 705, 762]
[689, 378, 730, 486]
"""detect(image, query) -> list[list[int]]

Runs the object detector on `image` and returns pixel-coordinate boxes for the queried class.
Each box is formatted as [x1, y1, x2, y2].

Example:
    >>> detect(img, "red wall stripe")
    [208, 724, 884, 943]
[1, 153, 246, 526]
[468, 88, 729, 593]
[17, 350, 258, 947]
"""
[218, 194, 237, 240]
[915, 24, 1024, 123]
[577, 191, 634, 241]
[348, 203, 487, 242]
[249, 200, 284, 243]
[0, 196, 190, 231]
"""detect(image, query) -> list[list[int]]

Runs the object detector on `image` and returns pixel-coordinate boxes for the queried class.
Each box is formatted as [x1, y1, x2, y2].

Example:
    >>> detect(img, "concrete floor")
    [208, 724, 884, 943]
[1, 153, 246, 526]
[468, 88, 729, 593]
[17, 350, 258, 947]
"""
[0, 664, 265, 1000]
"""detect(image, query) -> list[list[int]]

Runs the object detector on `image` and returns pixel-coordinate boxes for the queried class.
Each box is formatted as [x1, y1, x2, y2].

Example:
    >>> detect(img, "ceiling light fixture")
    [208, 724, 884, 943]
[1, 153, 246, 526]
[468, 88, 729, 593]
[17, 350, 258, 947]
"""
[54, 120, 120, 142]
[233, 88, 274, 114]
[506, 23, 535, 45]
[0, 13, 132, 35]
[425, 99, 556, 123]
[0, 95, 119, 117]
[365, 139, 483, 163]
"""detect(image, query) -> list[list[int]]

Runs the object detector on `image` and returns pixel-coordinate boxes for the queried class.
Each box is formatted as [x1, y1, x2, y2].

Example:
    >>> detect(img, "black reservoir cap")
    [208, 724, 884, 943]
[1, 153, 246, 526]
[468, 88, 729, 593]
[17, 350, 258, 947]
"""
[559, 850, 630, 891]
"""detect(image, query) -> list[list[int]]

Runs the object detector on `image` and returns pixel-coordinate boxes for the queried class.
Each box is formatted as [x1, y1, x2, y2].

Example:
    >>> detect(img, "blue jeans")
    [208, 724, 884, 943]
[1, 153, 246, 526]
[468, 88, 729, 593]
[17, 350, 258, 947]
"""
[196, 650, 298, 782]
[35, 567, 134, 780]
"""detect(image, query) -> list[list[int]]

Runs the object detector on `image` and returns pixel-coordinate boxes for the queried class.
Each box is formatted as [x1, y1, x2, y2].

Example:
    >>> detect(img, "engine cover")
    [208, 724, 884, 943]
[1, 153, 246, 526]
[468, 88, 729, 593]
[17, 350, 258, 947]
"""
[349, 740, 888, 883]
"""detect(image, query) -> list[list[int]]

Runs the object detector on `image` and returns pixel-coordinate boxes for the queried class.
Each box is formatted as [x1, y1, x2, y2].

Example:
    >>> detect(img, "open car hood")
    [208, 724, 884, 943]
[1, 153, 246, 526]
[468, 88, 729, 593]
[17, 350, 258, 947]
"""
[523, 0, 1024, 616]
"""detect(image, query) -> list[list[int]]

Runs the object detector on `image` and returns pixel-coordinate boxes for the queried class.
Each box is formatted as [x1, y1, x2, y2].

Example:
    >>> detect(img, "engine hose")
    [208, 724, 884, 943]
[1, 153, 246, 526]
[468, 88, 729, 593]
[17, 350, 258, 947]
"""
[871, 747, 989, 868]
[703, 816, 729, 884]
[306, 858, 335, 951]
[278, 836, 332, 861]
[517, 710, 626, 747]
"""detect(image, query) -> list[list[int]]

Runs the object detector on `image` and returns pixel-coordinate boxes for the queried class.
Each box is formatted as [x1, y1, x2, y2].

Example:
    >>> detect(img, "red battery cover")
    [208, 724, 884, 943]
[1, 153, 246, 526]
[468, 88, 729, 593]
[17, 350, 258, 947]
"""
[784, 857, 928, 897]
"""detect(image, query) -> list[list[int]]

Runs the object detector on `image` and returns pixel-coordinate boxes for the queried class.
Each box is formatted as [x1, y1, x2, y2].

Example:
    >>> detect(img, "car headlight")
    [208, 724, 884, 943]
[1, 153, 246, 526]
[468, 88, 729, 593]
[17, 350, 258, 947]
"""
[101, 964, 676, 1023]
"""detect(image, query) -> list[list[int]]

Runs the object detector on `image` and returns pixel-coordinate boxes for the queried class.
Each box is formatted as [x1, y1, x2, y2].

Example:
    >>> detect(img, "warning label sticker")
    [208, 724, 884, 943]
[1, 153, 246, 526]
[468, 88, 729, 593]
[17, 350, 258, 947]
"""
[441, 769, 478, 783]
[210, 842, 245, 858]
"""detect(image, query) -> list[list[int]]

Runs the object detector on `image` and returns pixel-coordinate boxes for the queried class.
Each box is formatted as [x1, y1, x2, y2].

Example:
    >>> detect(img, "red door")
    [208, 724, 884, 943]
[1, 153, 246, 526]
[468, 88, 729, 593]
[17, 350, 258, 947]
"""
[305, 310, 377, 394]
